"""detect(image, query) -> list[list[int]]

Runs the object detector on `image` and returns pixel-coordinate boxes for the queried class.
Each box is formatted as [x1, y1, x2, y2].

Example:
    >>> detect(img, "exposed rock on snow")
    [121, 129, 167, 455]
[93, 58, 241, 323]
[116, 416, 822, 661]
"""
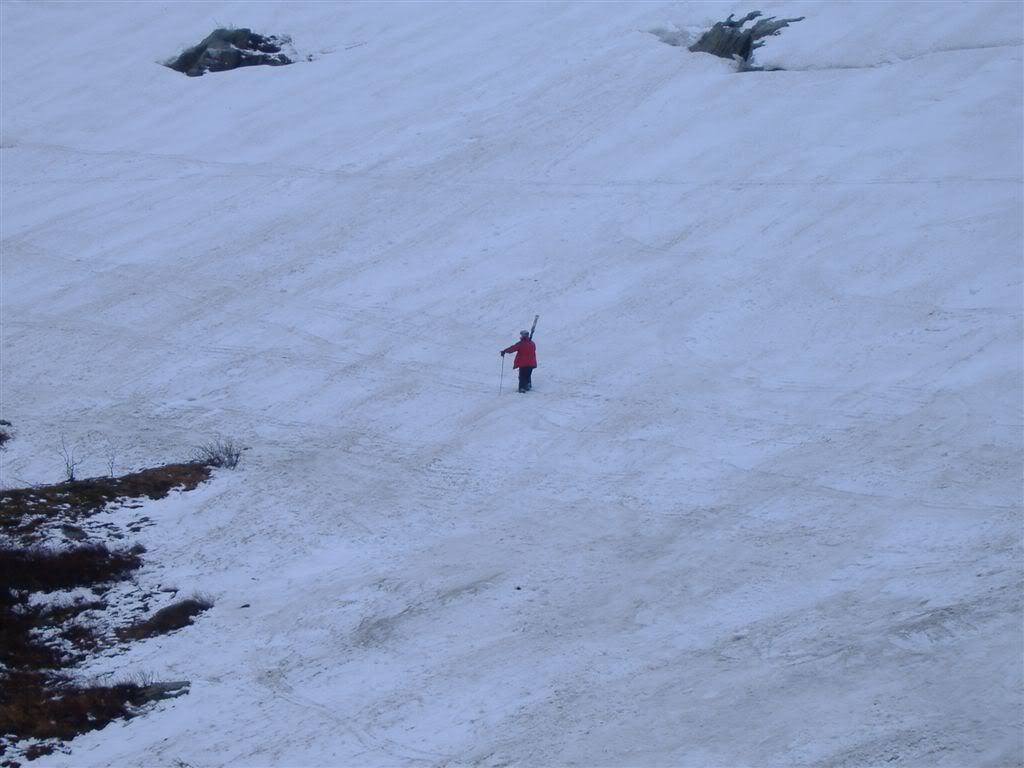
[686, 10, 804, 69]
[165, 28, 296, 77]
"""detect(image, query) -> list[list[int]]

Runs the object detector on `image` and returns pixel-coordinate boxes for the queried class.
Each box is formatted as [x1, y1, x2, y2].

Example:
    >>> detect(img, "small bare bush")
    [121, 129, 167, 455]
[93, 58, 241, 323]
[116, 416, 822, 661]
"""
[121, 670, 157, 688]
[57, 434, 84, 482]
[191, 437, 242, 469]
[92, 433, 119, 477]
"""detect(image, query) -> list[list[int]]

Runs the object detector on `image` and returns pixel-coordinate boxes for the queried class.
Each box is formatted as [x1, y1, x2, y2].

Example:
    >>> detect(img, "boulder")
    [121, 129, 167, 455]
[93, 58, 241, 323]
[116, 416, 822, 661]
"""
[166, 28, 293, 77]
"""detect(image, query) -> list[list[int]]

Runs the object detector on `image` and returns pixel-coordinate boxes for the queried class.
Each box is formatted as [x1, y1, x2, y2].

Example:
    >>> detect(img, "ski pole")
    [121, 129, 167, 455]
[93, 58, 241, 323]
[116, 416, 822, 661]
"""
[499, 354, 505, 394]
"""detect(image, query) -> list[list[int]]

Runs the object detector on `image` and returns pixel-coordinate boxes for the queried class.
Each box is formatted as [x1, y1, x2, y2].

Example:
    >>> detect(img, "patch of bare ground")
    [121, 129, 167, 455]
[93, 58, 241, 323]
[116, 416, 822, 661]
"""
[1, 463, 210, 543]
[117, 596, 213, 640]
[0, 463, 212, 766]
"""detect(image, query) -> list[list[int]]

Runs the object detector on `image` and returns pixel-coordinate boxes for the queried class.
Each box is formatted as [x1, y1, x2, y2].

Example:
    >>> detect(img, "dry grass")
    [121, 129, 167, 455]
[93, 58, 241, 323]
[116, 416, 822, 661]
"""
[117, 596, 214, 640]
[1, 463, 211, 541]
[0, 462, 213, 763]
[1, 672, 150, 742]
[0, 542, 143, 593]
[0, 543, 140, 673]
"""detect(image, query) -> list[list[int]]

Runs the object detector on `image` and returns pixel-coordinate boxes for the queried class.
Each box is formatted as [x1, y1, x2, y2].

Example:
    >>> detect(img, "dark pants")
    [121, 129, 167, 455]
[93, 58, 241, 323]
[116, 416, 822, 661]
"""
[517, 367, 534, 392]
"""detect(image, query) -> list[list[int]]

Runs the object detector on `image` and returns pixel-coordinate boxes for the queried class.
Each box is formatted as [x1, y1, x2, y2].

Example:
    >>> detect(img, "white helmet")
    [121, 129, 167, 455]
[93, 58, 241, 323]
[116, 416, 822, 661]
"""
[520, 330, 530, 337]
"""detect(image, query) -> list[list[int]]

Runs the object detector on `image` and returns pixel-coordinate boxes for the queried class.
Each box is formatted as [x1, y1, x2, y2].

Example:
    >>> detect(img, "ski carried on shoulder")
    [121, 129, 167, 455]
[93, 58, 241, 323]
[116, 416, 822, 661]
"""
[499, 314, 539, 395]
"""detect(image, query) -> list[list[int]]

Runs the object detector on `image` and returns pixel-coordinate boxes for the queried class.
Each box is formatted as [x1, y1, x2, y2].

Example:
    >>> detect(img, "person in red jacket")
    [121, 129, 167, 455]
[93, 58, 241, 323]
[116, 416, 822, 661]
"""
[501, 330, 537, 393]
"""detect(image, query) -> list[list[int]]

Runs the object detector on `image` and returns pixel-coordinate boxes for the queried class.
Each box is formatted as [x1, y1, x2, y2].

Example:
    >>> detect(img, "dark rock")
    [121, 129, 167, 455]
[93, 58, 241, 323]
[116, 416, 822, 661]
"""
[166, 28, 294, 77]
[688, 10, 803, 68]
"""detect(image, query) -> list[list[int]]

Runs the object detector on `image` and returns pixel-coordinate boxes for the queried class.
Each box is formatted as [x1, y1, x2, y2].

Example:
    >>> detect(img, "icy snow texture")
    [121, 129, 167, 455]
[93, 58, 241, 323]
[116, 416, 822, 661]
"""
[1, 1, 1021, 766]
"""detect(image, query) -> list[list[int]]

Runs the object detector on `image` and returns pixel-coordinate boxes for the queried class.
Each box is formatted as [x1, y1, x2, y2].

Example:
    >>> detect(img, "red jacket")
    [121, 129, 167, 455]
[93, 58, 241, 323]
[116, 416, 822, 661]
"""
[503, 337, 537, 369]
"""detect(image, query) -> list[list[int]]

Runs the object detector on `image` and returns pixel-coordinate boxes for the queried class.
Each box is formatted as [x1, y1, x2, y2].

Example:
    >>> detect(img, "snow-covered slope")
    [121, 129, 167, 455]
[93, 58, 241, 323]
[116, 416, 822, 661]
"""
[2, 1, 1022, 765]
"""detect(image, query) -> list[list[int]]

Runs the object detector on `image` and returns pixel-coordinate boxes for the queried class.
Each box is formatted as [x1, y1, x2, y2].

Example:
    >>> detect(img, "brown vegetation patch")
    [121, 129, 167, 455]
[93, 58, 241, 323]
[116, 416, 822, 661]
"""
[0, 462, 211, 539]
[0, 544, 146, 763]
[0, 543, 143, 595]
[0, 671, 189, 748]
[40, 599, 107, 625]
[117, 597, 213, 640]
[0, 544, 141, 674]
[0, 462, 212, 763]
